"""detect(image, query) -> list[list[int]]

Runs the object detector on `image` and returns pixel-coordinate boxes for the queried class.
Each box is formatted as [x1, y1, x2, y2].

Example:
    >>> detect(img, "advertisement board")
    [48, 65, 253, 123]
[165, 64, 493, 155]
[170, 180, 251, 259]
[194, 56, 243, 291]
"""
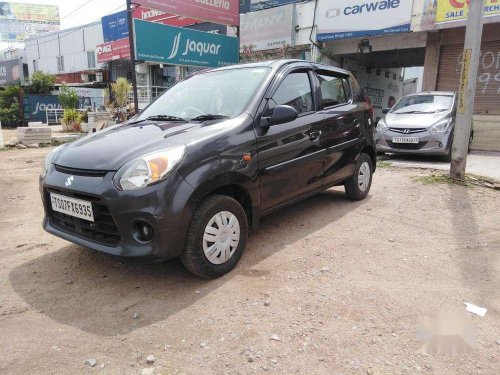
[135, 0, 239, 26]
[0, 2, 59, 42]
[96, 38, 131, 63]
[240, 4, 294, 51]
[436, 0, 500, 23]
[102, 8, 200, 42]
[316, 0, 412, 41]
[134, 19, 239, 68]
[0, 58, 22, 85]
[250, 0, 304, 11]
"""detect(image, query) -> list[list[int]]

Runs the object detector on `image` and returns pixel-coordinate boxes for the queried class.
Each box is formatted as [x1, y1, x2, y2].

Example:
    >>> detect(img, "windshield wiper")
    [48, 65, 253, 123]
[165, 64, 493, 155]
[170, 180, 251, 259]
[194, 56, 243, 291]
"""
[129, 115, 187, 124]
[190, 114, 229, 122]
[395, 111, 433, 114]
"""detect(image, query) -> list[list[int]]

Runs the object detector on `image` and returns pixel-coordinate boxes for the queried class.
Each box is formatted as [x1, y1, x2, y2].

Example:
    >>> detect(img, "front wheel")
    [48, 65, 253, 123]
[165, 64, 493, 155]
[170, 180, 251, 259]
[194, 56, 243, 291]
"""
[181, 195, 248, 278]
[344, 153, 373, 201]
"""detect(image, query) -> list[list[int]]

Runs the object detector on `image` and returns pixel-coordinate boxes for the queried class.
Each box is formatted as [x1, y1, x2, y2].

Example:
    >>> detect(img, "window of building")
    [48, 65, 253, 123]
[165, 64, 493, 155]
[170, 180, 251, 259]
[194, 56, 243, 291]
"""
[87, 51, 96, 69]
[271, 72, 313, 115]
[57, 55, 64, 72]
[32, 60, 38, 72]
[318, 73, 348, 107]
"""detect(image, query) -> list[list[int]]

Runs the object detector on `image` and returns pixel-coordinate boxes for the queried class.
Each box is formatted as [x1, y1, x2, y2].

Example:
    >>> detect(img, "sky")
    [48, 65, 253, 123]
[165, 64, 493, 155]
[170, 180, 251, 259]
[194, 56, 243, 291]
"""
[1, 0, 127, 52]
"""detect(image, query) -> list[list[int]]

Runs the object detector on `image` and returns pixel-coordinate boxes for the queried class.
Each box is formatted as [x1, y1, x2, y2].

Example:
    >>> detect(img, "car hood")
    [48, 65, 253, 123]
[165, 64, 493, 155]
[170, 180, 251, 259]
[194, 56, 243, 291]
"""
[53, 117, 243, 171]
[385, 112, 451, 128]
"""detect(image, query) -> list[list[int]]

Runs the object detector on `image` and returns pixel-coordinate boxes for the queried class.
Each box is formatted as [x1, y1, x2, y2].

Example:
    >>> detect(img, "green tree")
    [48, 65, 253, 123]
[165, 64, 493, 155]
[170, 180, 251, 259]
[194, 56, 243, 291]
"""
[58, 85, 79, 109]
[0, 85, 22, 127]
[26, 71, 56, 94]
[110, 77, 132, 122]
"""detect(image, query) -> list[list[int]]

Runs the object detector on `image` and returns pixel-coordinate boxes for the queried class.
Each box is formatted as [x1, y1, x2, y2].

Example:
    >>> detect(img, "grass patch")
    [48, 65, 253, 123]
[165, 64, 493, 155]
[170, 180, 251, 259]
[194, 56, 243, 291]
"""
[377, 161, 392, 168]
[414, 173, 472, 187]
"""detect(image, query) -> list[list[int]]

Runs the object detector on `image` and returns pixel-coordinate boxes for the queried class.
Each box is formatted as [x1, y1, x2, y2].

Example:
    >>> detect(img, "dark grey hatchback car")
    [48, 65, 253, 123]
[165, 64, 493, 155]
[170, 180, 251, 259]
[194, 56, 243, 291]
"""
[41, 60, 376, 278]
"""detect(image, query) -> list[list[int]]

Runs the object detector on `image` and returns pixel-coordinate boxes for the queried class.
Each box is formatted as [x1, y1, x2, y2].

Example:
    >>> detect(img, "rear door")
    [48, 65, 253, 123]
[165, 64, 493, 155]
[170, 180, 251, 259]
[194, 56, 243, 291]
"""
[315, 70, 363, 185]
[256, 68, 326, 211]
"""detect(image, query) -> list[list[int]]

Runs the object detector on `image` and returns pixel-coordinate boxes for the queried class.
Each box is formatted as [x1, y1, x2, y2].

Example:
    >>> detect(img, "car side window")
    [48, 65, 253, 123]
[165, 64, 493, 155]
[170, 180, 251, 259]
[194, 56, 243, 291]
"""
[271, 72, 314, 115]
[318, 73, 349, 108]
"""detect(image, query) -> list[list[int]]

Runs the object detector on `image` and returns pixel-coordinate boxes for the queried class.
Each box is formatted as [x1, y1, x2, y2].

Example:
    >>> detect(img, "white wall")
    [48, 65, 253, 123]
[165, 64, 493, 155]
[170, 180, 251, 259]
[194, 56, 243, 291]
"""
[403, 66, 424, 92]
[25, 22, 103, 76]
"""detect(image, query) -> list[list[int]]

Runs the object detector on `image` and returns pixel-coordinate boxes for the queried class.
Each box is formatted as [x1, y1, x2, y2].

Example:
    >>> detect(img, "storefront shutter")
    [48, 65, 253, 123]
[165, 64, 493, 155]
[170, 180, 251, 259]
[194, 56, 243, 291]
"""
[436, 41, 500, 115]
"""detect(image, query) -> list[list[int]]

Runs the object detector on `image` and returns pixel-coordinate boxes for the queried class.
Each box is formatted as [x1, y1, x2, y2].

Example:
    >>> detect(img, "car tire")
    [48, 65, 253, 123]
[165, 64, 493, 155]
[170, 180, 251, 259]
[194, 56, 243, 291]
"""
[344, 153, 373, 201]
[181, 195, 248, 279]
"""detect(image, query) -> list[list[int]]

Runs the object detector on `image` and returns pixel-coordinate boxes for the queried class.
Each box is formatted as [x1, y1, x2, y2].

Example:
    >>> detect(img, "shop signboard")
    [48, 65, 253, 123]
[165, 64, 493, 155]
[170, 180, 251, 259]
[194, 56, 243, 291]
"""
[96, 38, 131, 63]
[250, 0, 304, 12]
[0, 58, 22, 85]
[0, 2, 59, 42]
[316, 0, 412, 42]
[436, 0, 500, 23]
[135, 0, 240, 26]
[134, 19, 239, 68]
[102, 8, 199, 42]
[240, 4, 294, 51]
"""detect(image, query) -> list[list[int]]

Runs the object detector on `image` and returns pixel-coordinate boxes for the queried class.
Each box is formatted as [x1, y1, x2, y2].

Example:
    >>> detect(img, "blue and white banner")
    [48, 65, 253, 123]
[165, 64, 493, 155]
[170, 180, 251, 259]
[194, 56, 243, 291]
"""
[102, 10, 129, 43]
[250, 0, 305, 12]
[316, 0, 412, 42]
[134, 19, 239, 68]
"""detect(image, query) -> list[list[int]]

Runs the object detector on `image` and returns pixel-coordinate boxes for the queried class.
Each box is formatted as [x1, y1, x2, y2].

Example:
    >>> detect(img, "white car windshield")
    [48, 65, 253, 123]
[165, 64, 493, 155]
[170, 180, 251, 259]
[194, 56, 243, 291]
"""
[135, 67, 270, 122]
[391, 95, 454, 114]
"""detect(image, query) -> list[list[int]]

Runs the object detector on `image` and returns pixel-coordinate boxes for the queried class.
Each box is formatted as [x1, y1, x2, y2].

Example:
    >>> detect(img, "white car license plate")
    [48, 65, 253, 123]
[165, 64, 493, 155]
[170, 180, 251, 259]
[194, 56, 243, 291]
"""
[392, 136, 419, 144]
[50, 193, 94, 222]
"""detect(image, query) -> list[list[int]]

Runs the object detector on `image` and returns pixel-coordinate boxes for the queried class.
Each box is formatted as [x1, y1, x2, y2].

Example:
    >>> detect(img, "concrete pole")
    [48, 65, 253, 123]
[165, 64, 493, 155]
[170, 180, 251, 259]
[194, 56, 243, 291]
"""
[450, 0, 485, 180]
[127, 0, 139, 113]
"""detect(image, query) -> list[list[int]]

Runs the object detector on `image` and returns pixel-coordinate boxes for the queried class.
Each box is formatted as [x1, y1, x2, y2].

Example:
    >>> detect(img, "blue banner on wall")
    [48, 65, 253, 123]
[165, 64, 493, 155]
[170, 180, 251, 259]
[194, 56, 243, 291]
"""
[134, 20, 239, 68]
[102, 10, 129, 43]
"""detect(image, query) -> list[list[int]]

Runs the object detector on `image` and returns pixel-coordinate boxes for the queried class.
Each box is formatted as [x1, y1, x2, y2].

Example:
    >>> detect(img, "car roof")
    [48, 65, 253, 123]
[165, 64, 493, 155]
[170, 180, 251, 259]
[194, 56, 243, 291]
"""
[208, 59, 350, 76]
[409, 91, 456, 97]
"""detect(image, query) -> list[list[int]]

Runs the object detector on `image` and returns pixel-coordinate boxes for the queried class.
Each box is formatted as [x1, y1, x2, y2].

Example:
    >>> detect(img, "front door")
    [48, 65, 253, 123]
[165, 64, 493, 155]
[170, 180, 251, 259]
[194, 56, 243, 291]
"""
[257, 70, 326, 211]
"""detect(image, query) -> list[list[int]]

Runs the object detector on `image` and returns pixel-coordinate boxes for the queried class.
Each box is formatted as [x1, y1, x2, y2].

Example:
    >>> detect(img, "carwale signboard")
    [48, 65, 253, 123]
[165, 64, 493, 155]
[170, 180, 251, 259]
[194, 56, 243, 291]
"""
[134, 19, 239, 68]
[135, 0, 239, 26]
[316, 0, 412, 42]
[436, 0, 500, 23]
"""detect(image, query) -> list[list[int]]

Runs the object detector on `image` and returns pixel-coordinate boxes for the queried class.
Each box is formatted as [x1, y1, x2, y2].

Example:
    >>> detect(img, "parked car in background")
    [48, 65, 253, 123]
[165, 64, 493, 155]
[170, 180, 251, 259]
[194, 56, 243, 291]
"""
[40, 60, 376, 278]
[375, 92, 473, 160]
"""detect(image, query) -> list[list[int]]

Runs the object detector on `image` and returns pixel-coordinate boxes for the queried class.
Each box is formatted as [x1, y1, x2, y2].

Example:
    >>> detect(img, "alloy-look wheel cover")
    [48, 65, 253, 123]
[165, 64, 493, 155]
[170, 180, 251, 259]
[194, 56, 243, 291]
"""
[358, 162, 371, 192]
[203, 211, 241, 265]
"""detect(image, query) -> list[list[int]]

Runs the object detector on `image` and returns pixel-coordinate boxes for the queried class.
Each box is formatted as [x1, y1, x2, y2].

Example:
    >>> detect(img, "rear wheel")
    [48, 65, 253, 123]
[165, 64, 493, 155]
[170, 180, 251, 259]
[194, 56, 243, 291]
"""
[344, 153, 373, 201]
[181, 195, 248, 278]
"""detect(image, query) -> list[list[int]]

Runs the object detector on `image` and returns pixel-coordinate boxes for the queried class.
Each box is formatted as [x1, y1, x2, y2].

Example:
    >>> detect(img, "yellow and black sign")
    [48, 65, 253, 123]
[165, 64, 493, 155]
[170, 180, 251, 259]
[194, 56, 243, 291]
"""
[436, 0, 500, 23]
[457, 48, 471, 114]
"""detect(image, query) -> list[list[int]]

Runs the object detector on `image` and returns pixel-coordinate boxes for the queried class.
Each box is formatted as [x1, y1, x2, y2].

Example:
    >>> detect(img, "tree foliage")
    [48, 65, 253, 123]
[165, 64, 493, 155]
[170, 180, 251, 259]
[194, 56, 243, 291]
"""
[58, 85, 79, 109]
[111, 77, 132, 110]
[26, 71, 56, 94]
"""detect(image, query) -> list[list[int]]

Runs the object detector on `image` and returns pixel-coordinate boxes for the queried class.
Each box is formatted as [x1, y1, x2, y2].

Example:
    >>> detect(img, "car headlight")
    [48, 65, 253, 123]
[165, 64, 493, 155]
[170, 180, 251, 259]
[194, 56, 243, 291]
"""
[376, 119, 388, 132]
[113, 145, 186, 191]
[41, 145, 64, 178]
[431, 119, 452, 133]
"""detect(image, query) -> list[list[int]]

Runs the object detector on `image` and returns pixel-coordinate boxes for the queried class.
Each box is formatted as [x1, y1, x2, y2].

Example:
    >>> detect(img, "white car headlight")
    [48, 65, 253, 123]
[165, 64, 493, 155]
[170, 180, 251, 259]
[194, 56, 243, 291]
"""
[431, 119, 452, 133]
[376, 119, 388, 132]
[114, 145, 186, 191]
[41, 145, 64, 178]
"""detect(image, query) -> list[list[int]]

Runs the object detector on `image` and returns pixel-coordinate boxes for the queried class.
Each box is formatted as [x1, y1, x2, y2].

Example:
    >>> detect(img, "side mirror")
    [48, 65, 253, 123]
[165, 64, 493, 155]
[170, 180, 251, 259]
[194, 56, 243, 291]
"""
[382, 108, 390, 114]
[261, 105, 298, 127]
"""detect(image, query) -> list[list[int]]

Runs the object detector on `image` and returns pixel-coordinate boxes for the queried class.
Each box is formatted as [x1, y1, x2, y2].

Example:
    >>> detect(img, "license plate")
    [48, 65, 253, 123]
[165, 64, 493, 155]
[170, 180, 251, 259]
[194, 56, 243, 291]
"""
[50, 193, 94, 222]
[392, 136, 419, 144]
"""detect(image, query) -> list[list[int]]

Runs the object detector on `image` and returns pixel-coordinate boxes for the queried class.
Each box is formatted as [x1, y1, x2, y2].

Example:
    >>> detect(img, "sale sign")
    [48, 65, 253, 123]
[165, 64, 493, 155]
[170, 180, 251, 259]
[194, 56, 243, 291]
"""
[135, 0, 240, 26]
[436, 0, 500, 23]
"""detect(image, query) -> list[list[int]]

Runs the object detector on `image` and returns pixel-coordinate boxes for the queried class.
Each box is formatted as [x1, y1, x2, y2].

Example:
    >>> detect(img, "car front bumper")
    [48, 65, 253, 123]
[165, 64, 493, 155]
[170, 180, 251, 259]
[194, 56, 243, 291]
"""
[375, 127, 453, 155]
[40, 166, 195, 261]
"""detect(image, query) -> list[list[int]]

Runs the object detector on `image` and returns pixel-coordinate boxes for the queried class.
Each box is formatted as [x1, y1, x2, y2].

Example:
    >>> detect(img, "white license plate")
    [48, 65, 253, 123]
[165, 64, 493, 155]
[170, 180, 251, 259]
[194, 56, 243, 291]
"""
[392, 136, 419, 144]
[50, 193, 94, 222]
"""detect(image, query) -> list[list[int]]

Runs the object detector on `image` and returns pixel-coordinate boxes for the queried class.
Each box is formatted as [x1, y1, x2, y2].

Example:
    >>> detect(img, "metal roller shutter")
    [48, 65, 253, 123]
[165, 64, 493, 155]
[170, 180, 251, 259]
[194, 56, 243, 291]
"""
[436, 40, 500, 115]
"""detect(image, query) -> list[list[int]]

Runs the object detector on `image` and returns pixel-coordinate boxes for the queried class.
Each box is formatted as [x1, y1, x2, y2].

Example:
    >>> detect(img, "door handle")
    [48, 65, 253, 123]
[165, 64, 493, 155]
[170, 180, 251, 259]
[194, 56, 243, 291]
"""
[309, 130, 322, 141]
[353, 119, 360, 127]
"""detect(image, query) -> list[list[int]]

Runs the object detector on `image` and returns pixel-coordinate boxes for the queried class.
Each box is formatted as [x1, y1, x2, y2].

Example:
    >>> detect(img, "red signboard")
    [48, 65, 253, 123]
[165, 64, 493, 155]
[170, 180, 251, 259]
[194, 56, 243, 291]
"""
[136, 0, 239, 26]
[96, 38, 131, 63]
[132, 7, 199, 27]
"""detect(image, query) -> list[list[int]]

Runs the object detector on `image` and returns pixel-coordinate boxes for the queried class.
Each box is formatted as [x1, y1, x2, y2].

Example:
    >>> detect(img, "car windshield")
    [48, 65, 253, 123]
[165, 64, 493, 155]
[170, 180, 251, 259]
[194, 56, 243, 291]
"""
[391, 95, 454, 114]
[134, 67, 270, 122]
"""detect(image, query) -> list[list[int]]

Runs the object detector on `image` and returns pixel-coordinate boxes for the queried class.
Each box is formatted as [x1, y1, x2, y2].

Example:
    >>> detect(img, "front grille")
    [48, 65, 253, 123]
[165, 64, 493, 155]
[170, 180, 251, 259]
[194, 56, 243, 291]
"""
[55, 164, 109, 177]
[389, 128, 427, 134]
[46, 189, 120, 246]
[386, 141, 427, 150]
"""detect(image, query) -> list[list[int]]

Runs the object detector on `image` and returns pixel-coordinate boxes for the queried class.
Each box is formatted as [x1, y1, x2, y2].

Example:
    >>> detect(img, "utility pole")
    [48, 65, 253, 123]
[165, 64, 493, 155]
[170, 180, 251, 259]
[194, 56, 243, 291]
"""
[450, 0, 485, 180]
[126, 0, 139, 113]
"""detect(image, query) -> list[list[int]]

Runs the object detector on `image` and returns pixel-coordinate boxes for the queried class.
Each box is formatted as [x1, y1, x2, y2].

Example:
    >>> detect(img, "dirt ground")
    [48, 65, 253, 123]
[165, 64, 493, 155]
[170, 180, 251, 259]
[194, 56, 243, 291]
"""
[0, 146, 498, 375]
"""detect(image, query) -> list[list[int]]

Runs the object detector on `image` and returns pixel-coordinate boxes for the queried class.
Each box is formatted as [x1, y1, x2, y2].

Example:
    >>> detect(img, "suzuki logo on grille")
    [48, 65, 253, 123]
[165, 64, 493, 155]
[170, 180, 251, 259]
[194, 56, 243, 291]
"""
[403, 129, 411, 134]
[65, 176, 74, 187]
